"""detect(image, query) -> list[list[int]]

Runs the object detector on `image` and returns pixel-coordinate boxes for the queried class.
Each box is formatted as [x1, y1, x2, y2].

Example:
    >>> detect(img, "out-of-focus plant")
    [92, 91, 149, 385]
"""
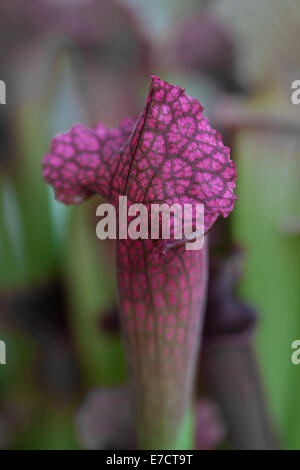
[209, 0, 300, 449]
[174, 12, 239, 94]
[211, 0, 300, 91]
[201, 246, 276, 449]
[75, 386, 225, 450]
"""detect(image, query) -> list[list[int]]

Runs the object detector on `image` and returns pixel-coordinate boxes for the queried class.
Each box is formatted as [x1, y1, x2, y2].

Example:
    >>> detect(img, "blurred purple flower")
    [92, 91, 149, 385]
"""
[175, 13, 241, 93]
[76, 387, 225, 450]
[0, 0, 151, 122]
[203, 246, 256, 348]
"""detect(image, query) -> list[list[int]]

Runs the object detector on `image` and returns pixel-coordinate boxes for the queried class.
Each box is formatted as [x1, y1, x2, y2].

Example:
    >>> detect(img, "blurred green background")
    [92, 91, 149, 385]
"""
[0, 0, 299, 450]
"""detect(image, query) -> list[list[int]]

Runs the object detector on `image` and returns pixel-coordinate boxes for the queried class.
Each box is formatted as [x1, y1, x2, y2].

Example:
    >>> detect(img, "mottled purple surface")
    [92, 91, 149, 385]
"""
[43, 118, 135, 205]
[43, 76, 237, 229]
[43, 76, 237, 447]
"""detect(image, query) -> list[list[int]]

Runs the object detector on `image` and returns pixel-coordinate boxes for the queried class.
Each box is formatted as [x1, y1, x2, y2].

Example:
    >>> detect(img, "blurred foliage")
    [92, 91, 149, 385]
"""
[232, 91, 300, 449]
[0, 0, 299, 450]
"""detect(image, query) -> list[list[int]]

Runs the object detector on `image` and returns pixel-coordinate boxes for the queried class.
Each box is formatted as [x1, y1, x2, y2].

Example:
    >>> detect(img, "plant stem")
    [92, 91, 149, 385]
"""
[118, 240, 208, 449]
[201, 344, 277, 449]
